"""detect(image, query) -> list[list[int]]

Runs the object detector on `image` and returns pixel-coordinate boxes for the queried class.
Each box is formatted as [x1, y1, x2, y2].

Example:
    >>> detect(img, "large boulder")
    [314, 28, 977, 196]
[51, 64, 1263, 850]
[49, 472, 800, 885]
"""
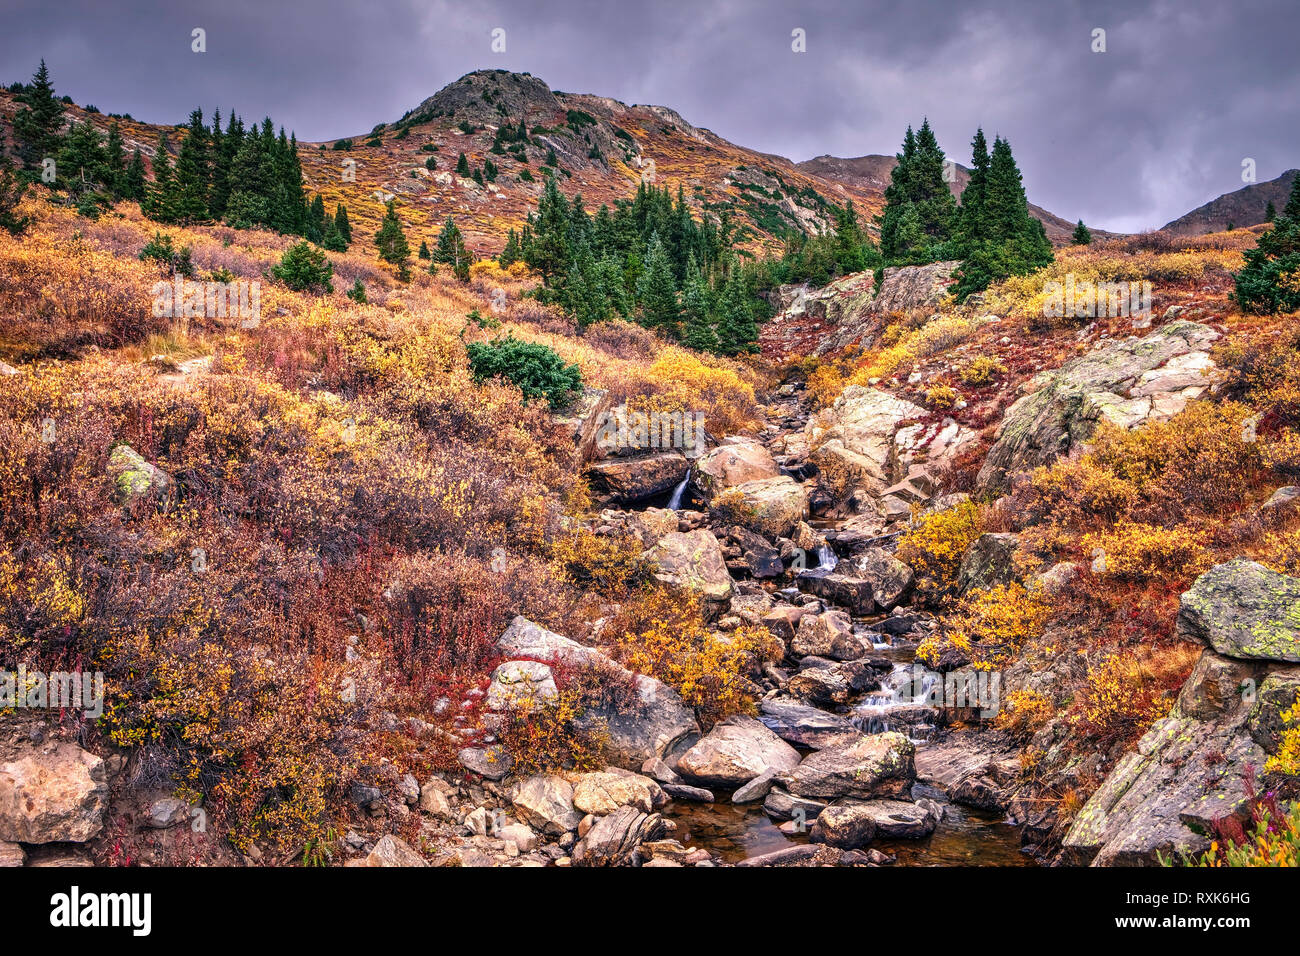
[957, 533, 1020, 595]
[790, 610, 868, 660]
[644, 529, 734, 617]
[850, 548, 914, 610]
[976, 322, 1219, 495]
[485, 660, 558, 711]
[796, 568, 877, 616]
[572, 769, 666, 815]
[759, 696, 861, 749]
[807, 387, 926, 499]
[571, 805, 666, 866]
[1176, 559, 1300, 662]
[358, 834, 427, 867]
[812, 261, 961, 356]
[511, 775, 583, 835]
[718, 476, 808, 539]
[675, 715, 802, 787]
[777, 732, 916, 800]
[0, 744, 108, 844]
[554, 386, 612, 463]
[691, 438, 779, 497]
[495, 617, 699, 767]
[588, 451, 690, 503]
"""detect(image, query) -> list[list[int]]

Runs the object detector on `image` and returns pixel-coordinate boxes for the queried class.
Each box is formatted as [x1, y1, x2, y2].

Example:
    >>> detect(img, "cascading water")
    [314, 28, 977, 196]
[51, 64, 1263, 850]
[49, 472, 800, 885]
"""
[667, 476, 689, 510]
[853, 662, 939, 739]
[815, 544, 839, 571]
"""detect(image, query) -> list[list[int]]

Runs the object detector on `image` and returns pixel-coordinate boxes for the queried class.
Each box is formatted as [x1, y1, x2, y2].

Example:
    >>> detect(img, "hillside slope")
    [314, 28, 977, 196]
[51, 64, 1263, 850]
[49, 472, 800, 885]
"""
[1160, 168, 1299, 236]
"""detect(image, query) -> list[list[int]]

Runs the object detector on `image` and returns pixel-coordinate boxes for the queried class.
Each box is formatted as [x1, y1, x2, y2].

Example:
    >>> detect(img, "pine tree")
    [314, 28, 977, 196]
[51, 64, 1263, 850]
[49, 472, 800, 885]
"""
[57, 120, 107, 192]
[456, 152, 470, 177]
[0, 116, 30, 235]
[954, 128, 991, 251]
[171, 109, 210, 222]
[146, 130, 175, 221]
[525, 176, 571, 285]
[12, 60, 64, 171]
[1265, 201, 1277, 223]
[418, 239, 431, 260]
[207, 111, 243, 219]
[334, 202, 352, 245]
[432, 215, 472, 280]
[715, 271, 758, 355]
[306, 193, 327, 242]
[1284, 174, 1300, 221]
[499, 228, 522, 267]
[123, 148, 147, 201]
[1072, 219, 1093, 245]
[104, 120, 126, 197]
[636, 233, 680, 335]
[375, 200, 411, 278]
[680, 256, 716, 351]
[911, 119, 957, 245]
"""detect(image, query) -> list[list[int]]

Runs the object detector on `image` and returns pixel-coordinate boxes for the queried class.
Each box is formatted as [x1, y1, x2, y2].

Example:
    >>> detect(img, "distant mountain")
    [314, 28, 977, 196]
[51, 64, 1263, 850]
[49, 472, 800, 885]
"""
[796, 154, 1109, 245]
[1160, 169, 1298, 237]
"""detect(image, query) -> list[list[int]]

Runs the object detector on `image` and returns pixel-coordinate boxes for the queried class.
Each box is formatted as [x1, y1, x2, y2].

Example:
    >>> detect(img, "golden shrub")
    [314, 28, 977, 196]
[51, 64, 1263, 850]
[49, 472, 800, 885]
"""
[897, 499, 984, 602]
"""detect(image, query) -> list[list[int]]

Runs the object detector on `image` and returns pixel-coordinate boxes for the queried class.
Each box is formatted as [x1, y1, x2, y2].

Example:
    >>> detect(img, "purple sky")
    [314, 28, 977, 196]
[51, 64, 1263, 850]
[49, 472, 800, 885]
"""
[3, 0, 1296, 231]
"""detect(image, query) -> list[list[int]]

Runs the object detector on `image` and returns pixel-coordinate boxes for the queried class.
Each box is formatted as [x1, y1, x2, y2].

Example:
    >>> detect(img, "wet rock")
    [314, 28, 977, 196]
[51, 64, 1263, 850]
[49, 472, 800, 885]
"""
[734, 843, 843, 867]
[732, 769, 779, 803]
[786, 659, 881, 705]
[810, 801, 878, 849]
[790, 610, 867, 660]
[675, 715, 802, 787]
[758, 696, 861, 749]
[762, 787, 828, 821]
[0, 743, 107, 844]
[850, 798, 942, 838]
[778, 732, 916, 801]
[589, 451, 689, 502]
[662, 783, 715, 802]
[796, 568, 876, 616]
[850, 548, 914, 610]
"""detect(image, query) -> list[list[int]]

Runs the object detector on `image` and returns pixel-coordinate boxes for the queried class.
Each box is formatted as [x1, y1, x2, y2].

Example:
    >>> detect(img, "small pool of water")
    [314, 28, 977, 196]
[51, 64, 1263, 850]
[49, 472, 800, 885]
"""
[664, 794, 1033, 866]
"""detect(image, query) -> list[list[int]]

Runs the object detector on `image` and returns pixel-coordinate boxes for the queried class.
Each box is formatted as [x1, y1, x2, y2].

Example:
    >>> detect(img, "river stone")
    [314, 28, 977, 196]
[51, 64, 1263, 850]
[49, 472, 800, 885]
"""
[732, 769, 779, 803]
[777, 732, 916, 800]
[588, 451, 689, 502]
[0, 743, 108, 844]
[786, 659, 880, 705]
[847, 798, 942, 838]
[512, 775, 582, 835]
[761, 605, 812, 641]
[485, 659, 558, 711]
[762, 787, 829, 821]
[851, 548, 915, 610]
[810, 801, 879, 849]
[663, 783, 715, 802]
[758, 696, 859, 750]
[675, 715, 802, 786]
[722, 476, 809, 539]
[796, 568, 876, 616]
[644, 529, 735, 616]
[691, 438, 779, 497]
[572, 770, 666, 815]
[1175, 559, 1300, 662]
[734, 843, 843, 867]
[956, 533, 1019, 594]
[571, 805, 665, 866]
[790, 610, 867, 660]
[975, 322, 1219, 495]
[0, 841, 23, 867]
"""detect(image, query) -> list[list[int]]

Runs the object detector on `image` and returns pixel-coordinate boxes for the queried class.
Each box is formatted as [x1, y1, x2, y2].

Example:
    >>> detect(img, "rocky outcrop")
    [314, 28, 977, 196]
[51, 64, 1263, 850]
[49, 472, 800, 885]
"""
[486, 660, 558, 711]
[0, 743, 108, 844]
[812, 261, 961, 356]
[643, 529, 735, 617]
[717, 476, 808, 539]
[976, 322, 1219, 495]
[554, 386, 612, 463]
[957, 533, 1020, 595]
[1062, 560, 1300, 866]
[758, 696, 861, 749]
[571, 805, 666, 866]
[511, 775, 583, 835]
[588, 451, 689, 502]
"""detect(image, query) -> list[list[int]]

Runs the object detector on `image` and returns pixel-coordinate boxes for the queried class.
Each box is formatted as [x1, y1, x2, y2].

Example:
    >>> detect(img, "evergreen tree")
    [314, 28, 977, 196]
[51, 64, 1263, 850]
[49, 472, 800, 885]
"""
[306, 193, 327, 242]
[207, 110, 243, 219]
[1071, 219, 1093, 245]
[123, 148, 147, 201]
[715, 271, 758, 355]
[877, 120, 956, 263]
[1265, 201, 1277, 223]
[456, 152, 471, 177]
[334, 202, 352, 245]
[524, 176, 571, 285]
[680, 256, 717, 352]
[57, 120, 107, 192]
[146, 130, 174, 221]
[12, 60, 64, 171]
[432, 215, 472, 280]
[1284, 174, 1300, 221]
[418, 239, 431, 260]
[499, 228, 522, 267]
[104, 120, 126, 197]
[636, 233, 680, 335]
[954, 128, 991, 250]
[911, 119, 958, 245]
[171, 108, 210, 222]
[374, 200, 412, 278]
[0, 116, 30, 235]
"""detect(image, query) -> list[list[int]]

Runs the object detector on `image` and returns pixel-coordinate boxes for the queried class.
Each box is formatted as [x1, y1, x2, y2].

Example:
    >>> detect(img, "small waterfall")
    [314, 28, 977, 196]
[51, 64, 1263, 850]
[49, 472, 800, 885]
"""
[852, 663, 938, 739]
[667, 476, 689, 510]
[815, 544, 838, 571]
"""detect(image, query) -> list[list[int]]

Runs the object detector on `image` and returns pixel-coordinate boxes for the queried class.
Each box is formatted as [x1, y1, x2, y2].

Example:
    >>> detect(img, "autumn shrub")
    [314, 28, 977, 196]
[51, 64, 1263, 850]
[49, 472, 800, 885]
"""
[1167, 786, 1300, 867]
[549, 528, 649, 598]
[609, 588, 778, 728]
[496, 675, 613, 776]
[994, 688, 1054, 738]
[922, 582, 1050, 669]
[1070, 645, 1199, 748]
[896, 499, 984, 603]
[925, 384, 958, 409]
[1081, 520, 1211, 585]
[960, 355, 1005, 387]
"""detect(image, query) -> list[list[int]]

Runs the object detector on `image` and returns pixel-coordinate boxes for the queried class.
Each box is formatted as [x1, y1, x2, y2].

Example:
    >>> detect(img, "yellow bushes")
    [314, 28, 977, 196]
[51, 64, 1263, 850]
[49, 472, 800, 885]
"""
[550, 528, 648, 597]
[1071, 645, 1198, 746]
[921, 582, 1050, 668]
[995, 689, 1054, 738]
[637, 348, 760, 438]
[841, 314, 979, 389]
[498, 680, 611, 776]
[1082, 520, 1211, 584]
[1266, 698, 1300, 777]
[897, 499, 983, 601]
[610, 589, 778, 727]
[925, 384, 959, 409]
[960, 355, 1005, 387]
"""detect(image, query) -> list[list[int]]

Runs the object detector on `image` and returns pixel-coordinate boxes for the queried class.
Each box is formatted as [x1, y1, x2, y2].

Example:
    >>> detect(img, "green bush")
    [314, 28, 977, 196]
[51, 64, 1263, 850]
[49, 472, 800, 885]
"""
[466, 335, 582, 409]
[1234, 216, 1300, 314]
[271, 241, 334, 293]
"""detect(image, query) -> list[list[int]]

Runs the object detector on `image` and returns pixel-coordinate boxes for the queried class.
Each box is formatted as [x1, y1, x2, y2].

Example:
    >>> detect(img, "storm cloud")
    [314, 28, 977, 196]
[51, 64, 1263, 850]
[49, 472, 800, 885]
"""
[2, 0, 1296, 231]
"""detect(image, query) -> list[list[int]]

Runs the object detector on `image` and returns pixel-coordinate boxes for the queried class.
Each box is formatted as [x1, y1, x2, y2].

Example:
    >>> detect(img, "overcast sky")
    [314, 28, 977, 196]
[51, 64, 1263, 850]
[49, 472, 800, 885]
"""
[3, 0, 1296, 232]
